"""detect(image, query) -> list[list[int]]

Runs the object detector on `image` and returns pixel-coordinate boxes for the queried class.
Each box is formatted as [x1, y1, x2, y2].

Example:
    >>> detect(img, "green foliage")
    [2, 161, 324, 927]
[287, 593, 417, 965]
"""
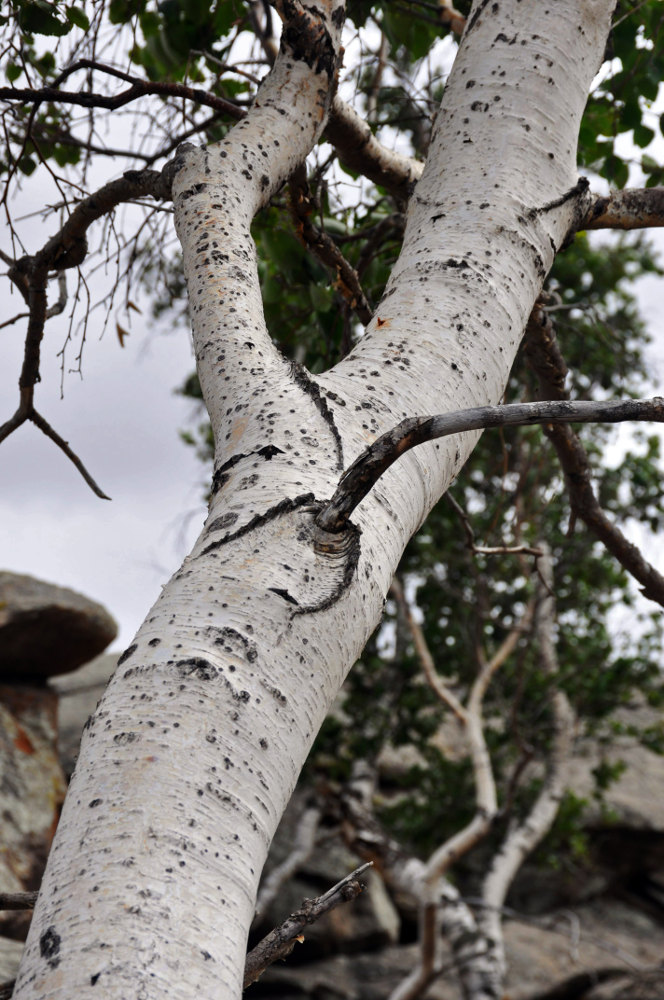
[580, 1, 664, 186]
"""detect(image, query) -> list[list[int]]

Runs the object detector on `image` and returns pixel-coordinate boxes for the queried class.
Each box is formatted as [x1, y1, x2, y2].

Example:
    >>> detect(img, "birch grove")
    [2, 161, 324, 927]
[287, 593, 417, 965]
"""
[3, 0, 663, 998]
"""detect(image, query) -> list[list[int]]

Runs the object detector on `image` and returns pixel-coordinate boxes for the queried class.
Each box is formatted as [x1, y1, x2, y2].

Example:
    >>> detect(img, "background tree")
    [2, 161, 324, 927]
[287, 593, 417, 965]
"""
[1, 2, 663, 999]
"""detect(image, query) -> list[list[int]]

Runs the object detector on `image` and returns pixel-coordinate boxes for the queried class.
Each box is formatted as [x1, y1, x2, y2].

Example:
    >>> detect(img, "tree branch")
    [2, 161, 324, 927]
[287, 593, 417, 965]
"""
[0, 892, 38, 910]
[288, 164, 373, 325]
[0, 80, 243, 119]
[316, 398, 664, 533]
[253, 803, 321, 924]
[243, 863, 372, 988]
[524, 308, 664, 607]
[479, 544, 575, 993]
[325, 97, 423, 203]
[582, 187, 664, 230]
[1, 167, 173, 498]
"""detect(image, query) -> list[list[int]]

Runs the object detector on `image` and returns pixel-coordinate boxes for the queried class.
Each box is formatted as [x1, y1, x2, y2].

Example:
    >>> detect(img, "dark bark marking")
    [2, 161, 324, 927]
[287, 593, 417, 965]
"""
[212, 446, 285, 495]
[292, 501, 361, 616]
[291, 362, 344, 468]
[529, 176, 589, 217]
[117, 643, 137, 666]
[39, 926, 61, 968]
[209, 626, 258, 662]
[260, 679, 288, 703]
[466, 0, 496, 35]
[268, 587, 300, 606]
[280, 0, 338, 81]
[200, 493, 315, 555]
[177, 658, 219, 681]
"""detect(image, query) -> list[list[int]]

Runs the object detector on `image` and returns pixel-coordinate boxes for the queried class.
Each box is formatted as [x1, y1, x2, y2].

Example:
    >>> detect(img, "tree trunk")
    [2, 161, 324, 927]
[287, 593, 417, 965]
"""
[12, 1, 614, 997]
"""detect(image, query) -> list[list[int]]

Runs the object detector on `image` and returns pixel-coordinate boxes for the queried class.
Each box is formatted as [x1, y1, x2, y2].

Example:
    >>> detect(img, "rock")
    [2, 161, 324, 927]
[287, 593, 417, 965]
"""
[0, 935, 24, 984]
[0, 572, 117, 681]
[50, 652, 117, 775]
[0, 685, 65, 939]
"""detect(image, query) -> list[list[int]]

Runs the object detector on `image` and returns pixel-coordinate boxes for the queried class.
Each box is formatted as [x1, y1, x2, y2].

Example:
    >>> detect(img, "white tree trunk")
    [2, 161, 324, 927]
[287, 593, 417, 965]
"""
[13, 2, 613, 998]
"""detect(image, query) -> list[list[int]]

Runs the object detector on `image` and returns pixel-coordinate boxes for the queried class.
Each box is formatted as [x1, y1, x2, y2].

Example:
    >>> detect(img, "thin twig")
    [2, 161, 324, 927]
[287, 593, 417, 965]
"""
[0, 891, 38, 910]
[253, 804, 321, 924]
[243, 863, 372, 988]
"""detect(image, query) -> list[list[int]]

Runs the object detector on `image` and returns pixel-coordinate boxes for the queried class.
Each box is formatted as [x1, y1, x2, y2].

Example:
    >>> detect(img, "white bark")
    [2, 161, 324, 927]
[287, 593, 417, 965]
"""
[477, 546, 576, 995]
[13, 2, 613, 998]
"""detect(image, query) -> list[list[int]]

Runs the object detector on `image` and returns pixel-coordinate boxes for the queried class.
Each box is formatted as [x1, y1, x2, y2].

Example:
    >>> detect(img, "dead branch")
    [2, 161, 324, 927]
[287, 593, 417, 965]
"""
[1, 166, 174, 498]
[243, 862, 372, 988]
[253, 803, 321, 924]
[288, 164, 373, 326]
[582, 187, 664, 230]
[0, 79, 243, 120]
[0, 892, 38, 910]
[316, 397, 664, 534]
[524, 307, 664, 607]
[525, 967, 627, 1000]
[446, 492, 544, 558]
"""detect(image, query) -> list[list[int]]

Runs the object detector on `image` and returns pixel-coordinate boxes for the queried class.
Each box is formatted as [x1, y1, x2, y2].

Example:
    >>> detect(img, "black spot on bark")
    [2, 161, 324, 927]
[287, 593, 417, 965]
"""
[208, 511, 240, 532]
[117, 643, 137, 666]
[177, 658, 218, 681]
[210, 627, 258, 663]
[257, 444, 284, 460]
[40, 926, 61, 968]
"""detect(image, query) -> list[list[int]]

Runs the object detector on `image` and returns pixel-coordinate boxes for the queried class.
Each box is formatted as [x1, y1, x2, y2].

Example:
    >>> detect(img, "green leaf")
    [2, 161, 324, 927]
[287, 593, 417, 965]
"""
[18, 0, 71, 36]
[633, 123, 655, 149]
[66, 6, 89, 30]
[17, 154, 37, 175]
[6, 62, 22, 83]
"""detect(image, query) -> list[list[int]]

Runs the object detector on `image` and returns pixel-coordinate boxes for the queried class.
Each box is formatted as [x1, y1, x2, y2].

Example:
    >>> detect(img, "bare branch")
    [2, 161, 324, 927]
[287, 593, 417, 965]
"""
[1, 167, 173, 497]
[479, 544, 575, 995]
[30, 409, 111, 500]
[525, 308, 664, 607]
[446, 493, 544, 558]
[316, 397, 664, 533]
[0, 80, 243, 120]
[582, 187, 664, 230]
[0, 891, 38, 911]
[325, 97, 424, 202]
[243, 863, 372, 988]
[390, 577, 466, 723]
[288, 164, 373, 326]
[253, 804, 321, 923]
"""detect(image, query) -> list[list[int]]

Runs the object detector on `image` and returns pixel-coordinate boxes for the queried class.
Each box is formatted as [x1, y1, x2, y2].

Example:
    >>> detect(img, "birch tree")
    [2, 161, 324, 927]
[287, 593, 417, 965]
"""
[2, 1, 664, 998]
